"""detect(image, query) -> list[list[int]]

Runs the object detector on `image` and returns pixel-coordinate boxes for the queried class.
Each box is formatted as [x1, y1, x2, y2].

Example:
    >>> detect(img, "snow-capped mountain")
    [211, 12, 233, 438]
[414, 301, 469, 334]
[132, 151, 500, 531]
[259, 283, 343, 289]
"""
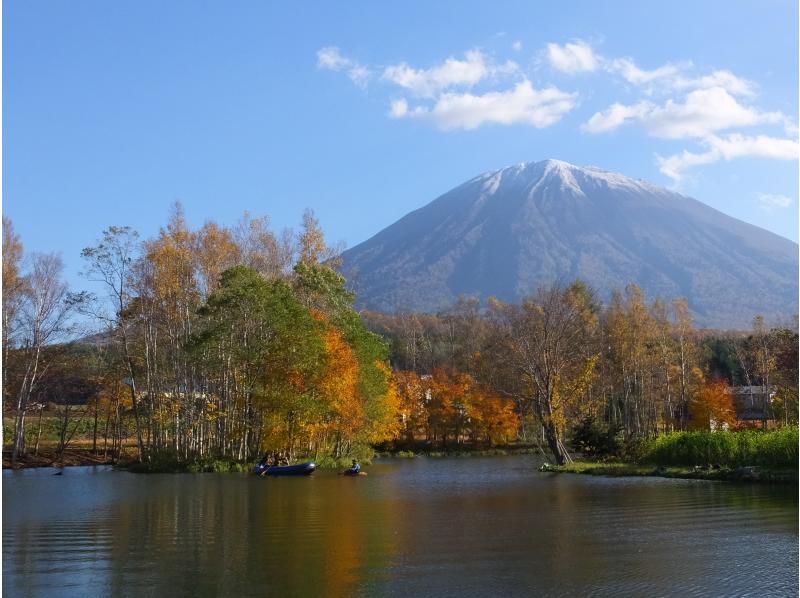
[340, 159, 798, 328]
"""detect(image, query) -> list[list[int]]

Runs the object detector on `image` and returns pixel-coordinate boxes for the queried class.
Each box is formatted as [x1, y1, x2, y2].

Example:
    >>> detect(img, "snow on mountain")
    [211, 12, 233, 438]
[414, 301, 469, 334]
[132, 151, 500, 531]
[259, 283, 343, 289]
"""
[341, 159, 798, 328]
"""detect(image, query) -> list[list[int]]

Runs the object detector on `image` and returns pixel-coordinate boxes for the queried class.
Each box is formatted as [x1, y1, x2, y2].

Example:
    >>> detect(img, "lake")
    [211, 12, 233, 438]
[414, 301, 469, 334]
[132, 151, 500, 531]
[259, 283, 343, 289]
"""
[3, 457, 797, 597]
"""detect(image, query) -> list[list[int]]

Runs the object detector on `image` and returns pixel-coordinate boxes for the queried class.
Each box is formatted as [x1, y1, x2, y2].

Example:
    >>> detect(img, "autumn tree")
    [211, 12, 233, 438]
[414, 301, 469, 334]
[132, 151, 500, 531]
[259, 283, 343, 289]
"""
[194, 221, 240, 298]
[2, 217, 25, 427]
[689, 380, 735, 431]
[191, 266, 324, 460]
[770, 327, 799, 425]
[233, 212, 293, 279]
[467, 389, 518, 445]
[317, 322, 361, 457]
[672, 298, 699, 429]
[485, 282, 599, 464]
[393, 370, 426, 442]
[298, 208, 341, 267]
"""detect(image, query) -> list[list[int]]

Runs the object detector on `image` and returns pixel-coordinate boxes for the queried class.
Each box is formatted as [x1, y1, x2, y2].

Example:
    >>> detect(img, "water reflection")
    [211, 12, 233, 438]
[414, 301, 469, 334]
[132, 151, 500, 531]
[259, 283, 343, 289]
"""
[4, 459, 797, 597]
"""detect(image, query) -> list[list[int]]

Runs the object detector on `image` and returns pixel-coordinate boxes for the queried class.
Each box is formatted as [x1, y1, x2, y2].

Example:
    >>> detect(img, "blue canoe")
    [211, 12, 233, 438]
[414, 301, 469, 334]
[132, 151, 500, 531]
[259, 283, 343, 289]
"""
[254, 462, 316, 476]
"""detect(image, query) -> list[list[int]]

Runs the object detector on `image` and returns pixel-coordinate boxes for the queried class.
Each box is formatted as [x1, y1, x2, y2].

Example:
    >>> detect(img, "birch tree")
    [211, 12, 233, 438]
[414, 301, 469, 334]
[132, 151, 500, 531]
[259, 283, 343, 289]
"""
[11, 253, 74, 464]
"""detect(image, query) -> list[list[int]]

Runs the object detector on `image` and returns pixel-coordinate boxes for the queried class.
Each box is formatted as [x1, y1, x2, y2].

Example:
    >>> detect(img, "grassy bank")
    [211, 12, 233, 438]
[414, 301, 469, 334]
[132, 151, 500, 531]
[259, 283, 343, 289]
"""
[542, 428, 798, 484]
[124, 458, 251, 474]
[122, 453, 377, 473]
[540, 461, 798, 483]
[376, 446, 543, 459]
[643, 428, 797, 468]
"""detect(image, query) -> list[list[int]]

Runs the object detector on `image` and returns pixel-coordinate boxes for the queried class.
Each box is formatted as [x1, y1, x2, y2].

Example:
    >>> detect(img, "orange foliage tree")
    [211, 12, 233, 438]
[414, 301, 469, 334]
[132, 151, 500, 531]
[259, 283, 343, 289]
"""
[318, 324, 362, 444]
[393, 370, 427, 442]
[689, 380, 736, 431]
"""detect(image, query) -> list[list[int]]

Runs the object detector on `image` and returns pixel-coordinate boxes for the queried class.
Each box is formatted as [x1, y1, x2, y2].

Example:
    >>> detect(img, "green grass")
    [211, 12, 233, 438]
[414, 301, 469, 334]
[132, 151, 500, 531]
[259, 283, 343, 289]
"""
[540, 427, 799, 484]
[376, 447, 540, 459]
[643, 428, 798, 468]
[123, 455, 250, 474]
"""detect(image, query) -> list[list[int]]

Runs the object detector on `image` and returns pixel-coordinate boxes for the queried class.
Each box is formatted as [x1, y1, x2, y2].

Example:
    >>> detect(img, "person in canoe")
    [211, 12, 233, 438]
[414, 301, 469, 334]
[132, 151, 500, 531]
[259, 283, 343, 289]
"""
[349, 459, 360, 474]
[255, 452, 272, 475]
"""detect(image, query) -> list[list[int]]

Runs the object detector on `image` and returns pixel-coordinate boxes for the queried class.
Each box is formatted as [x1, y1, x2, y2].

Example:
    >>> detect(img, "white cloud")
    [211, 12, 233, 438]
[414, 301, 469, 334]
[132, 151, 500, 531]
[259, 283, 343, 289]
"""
[608, 57, 685, 86]
[673, 70, 755, 97]
[657, 134, 799, 183]
[392, 80, 576, 130]
[317, 47, 350, 71]
[545, 43, 755, 100]
[645, 88, 782, 138]
[655, 149, 720, 183]
[546, 40, 599, 73]
[755, 193, 793, 210]
[388, 98, 408, 118]
[381, 50, 517, 97]
[512, 40, 523, 52]
[582, 101, 655, 133]
[316, 46, 371, 88]
[347, 65, 371, 88]
[584, 87, 783, 139]
[607, 59, 754, 98]
[708, 133, 799, 160]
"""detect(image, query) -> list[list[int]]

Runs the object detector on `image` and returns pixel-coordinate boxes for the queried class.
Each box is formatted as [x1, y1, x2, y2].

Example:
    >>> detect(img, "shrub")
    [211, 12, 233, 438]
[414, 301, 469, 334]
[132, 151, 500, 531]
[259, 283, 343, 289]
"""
[570, 417, 623, 458]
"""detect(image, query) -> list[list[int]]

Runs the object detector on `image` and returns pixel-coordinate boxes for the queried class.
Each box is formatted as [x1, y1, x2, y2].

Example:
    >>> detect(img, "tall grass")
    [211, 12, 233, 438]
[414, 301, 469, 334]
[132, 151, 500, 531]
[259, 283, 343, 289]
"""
[643, 428, 798, 468]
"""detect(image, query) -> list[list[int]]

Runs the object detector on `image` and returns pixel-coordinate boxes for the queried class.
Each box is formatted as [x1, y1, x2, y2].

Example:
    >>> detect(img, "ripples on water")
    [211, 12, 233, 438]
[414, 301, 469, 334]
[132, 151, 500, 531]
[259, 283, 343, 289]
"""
[3, 458, 797, 597]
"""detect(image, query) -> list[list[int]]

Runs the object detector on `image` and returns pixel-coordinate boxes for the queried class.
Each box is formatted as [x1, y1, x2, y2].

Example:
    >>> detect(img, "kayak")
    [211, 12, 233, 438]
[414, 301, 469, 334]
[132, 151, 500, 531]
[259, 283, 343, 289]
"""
[254, 462, 316, 476]
[341, 470, 367, 476]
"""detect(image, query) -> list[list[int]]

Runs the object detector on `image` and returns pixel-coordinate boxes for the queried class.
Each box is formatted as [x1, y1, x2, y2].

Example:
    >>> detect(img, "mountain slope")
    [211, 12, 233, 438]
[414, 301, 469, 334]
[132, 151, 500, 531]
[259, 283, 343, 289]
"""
[340, 159, 798, 328]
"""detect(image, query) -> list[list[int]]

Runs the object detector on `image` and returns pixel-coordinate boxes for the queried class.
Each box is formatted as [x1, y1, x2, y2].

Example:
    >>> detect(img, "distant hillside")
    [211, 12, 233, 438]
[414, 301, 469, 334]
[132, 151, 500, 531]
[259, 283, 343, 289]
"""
[341, 159, 798, 328]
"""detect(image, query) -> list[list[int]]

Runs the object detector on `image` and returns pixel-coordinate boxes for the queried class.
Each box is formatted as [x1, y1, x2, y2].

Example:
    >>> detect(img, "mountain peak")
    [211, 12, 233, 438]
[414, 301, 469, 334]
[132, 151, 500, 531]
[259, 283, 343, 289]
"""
[479, 158, 659, 199]
[342, 161, 798, 328]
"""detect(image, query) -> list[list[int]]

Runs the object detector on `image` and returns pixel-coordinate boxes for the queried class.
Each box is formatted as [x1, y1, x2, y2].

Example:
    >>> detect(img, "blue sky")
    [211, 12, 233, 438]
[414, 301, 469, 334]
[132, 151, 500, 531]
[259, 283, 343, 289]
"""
[4, 1, 798, 293]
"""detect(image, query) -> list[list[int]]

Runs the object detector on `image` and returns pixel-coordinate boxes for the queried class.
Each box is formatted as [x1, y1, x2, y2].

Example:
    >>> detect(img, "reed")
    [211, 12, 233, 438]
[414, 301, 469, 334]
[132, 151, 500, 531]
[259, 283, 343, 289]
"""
[643, 428, 798, 468]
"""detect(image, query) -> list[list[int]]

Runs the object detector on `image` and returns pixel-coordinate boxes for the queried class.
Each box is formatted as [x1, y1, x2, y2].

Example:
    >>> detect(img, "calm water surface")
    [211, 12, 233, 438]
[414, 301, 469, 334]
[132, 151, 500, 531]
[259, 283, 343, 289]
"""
[3, 457, 797, 597]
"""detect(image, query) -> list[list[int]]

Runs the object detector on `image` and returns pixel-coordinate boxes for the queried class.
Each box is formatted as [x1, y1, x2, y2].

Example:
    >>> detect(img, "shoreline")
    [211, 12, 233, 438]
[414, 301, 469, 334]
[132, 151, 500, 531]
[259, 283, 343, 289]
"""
[3, 448, 126, 470]
[375, 446, 543, 459]
[4, 445, 544, 472]
[539, 461, 798, 484]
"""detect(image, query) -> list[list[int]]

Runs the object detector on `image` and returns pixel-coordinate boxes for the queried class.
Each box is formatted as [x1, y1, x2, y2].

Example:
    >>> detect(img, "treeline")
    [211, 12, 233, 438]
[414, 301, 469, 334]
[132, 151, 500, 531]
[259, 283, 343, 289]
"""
[2, 208, 398, 465]
[365, 285, 798, 464]
[3, 211, 797, 468]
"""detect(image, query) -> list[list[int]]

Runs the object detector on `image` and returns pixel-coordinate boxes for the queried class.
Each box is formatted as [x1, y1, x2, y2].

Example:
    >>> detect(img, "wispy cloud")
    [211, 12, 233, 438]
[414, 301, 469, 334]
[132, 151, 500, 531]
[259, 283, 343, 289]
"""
[584, 87, 783, 138]
[672, 70, 755, 97]
[545, 40, 599, 73]
[316, 46, 372, 88]
[755, 192, 793, 210]
[319, 46, 576, 131]
[390, 80, 577, 130]
[546, 39, 794, 183]
[547, 41, 756, 98]
[656, 134, 799, 183]
[382, 50, 518, 98]
[608, 57, 685, 86]
[316, 37, 794, 189]
[317, 46, 350, 71]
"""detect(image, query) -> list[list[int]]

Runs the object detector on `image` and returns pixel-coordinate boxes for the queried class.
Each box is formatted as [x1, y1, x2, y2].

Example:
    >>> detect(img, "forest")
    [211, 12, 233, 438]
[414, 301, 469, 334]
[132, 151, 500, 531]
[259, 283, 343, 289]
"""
[3, 208, 798, 468]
